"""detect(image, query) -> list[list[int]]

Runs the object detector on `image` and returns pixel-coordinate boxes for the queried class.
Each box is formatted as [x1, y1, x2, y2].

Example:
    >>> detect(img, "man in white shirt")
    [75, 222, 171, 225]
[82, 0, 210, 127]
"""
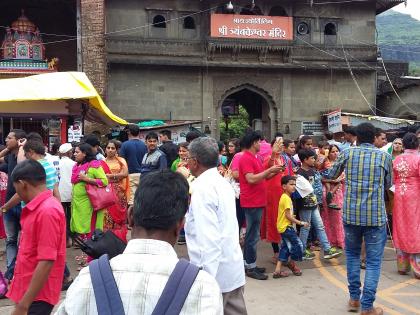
[58, 143, 76, 245]
[56, 170, 223, 315]
[185, 137, 247, 315]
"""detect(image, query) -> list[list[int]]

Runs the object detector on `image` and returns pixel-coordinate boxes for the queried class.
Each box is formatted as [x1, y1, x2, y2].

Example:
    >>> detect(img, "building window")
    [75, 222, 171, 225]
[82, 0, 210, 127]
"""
[324, 23, 337, 35]
[183, 16, 195, 29]
[269, 6, 288, 17]
[153, 15, 166, 28]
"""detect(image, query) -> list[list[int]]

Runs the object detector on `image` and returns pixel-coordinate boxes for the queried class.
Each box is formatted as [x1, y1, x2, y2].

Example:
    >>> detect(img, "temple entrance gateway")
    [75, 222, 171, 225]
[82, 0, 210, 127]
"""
[219, 84, 276, 140]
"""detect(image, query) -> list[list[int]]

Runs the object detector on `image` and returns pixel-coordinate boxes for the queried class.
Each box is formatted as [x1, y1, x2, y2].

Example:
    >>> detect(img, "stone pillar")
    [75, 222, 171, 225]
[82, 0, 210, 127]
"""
[80, 0, 106, 97]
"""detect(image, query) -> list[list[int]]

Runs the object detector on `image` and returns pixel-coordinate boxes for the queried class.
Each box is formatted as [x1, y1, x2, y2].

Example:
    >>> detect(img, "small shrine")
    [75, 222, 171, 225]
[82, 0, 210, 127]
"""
[0, 10, 58, 75]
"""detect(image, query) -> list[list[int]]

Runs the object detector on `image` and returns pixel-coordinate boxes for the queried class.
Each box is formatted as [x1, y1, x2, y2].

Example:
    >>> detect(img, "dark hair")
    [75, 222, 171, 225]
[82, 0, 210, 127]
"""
[226, 138, 240, 166]
[11, 159, 46, 185]
[284, 139, 295, 148]
[133, 170, 189, 230]
[297, 135, 312, 151]
[178, 142, 189, 150]
[188, 137, 219, 168]
[328, 144, 341, 154]
[298, 149, 316, 162]
[126, 124, 140, 136]
[274, 132, 284, 139]
[77, 143, 96, 163]
[325, 131, 334, 141]
[356, 123, 375, 144]
[159, 129, 171, 140]
[281, 175, 296, 186]
[241, 131, 262, 149]
[9, 129, 26, 140]
[107, 139, 121, 150]
[23, 140, 46, 156]
[186, 130, 201, 143]
[217, 141, 225, 153]
[26, 132, 43, 142]
[318, 140, 329, 148]
[402, 132, 419, 150]
[343, 126, 357, 136]
[51, 142, 60, 155]
[145, 131, 159, 141]
[84, 134, 101, 147]
[375, 128, 385, 137]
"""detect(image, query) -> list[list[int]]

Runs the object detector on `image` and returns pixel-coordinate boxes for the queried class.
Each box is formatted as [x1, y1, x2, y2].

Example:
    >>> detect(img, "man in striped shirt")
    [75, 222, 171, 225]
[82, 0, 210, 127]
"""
[327, 123, 392, 315]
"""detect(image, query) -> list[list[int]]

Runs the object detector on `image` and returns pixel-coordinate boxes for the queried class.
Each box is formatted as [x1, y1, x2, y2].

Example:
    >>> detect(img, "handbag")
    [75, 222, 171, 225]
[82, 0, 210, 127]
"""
[74, 229, 127, 259]
[0, 271, 8, 298]
[86, 183, 117, 211]
[224, 163, 240, 199]
[89, 255, 200, 315]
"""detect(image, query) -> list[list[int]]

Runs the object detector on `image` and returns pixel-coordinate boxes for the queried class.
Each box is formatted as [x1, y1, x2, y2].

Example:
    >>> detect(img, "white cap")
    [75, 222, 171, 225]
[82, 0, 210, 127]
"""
[59, 143, 73, 154]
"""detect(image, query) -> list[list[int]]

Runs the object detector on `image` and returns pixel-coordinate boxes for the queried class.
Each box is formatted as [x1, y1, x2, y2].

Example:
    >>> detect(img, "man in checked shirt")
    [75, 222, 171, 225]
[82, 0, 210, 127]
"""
[326, 122, 392, 315]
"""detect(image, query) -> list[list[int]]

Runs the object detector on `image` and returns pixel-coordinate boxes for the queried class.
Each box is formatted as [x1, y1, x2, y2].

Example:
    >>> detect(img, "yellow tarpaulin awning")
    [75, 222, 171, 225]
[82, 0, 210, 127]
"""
[0, 71, 128, 125]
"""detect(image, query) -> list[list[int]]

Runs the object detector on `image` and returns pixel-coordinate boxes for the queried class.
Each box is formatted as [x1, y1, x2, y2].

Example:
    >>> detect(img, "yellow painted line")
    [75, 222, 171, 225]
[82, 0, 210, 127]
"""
[391, 292, 420, 297]
[313, 255, 402, 315]
[334, 264, 420, 315]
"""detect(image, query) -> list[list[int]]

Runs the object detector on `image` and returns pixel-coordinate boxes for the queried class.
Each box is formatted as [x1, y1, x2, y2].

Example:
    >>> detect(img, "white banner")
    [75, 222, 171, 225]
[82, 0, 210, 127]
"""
[327, 110, 342, 133]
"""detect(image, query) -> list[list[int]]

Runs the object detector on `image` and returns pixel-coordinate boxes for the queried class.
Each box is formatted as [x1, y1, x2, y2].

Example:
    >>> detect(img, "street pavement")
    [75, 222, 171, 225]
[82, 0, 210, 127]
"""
[0, 240, 419, 315]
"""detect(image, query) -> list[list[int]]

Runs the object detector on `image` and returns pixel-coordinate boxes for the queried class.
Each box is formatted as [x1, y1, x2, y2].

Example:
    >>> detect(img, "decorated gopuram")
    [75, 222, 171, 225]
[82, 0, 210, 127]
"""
[0, 10, 58, 76]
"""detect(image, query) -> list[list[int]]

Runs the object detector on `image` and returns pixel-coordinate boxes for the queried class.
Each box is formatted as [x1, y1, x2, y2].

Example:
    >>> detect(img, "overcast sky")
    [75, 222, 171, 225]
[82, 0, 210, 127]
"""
[393, 1, 420, 21]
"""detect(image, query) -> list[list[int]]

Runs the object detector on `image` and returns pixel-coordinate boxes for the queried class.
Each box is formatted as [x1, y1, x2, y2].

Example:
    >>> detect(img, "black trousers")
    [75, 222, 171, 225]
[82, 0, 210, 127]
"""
[61, 202, 72, 240]
[28, 301, 54, 315]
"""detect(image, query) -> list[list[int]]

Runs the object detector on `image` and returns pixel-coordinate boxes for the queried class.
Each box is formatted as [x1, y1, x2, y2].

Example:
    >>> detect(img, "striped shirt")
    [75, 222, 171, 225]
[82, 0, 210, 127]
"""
[38, 158, 58, 190]
[326, 143, 393, 226]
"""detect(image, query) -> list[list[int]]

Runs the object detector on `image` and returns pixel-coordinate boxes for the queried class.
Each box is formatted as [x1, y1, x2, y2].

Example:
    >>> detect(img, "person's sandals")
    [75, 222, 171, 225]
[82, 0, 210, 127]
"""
[273, 270, 289, 278]
[286, 262, 302, 276]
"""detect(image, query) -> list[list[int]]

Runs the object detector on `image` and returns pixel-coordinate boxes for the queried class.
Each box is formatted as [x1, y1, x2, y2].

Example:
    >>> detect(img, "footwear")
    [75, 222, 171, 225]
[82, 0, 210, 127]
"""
[255, 266, 266, 273]
[286, 261, 302, 276]
[303, 249, 315, 260]
[246, 268, 268, 280]
[177, 235, 186, 245]
[361, 307, 383, 315]
[273, 270, 289, 278]
[348, 299, 360, 312]
[324, 247, 342, 259]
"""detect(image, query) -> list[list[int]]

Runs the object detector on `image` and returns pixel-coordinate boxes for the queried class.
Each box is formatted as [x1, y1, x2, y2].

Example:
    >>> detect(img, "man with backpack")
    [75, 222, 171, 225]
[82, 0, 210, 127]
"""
[56, 170, 223, 315]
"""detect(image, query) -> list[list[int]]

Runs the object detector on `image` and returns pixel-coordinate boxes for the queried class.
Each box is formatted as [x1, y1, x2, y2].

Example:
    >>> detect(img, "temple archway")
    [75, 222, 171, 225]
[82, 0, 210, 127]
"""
[218, 84, 276, 140]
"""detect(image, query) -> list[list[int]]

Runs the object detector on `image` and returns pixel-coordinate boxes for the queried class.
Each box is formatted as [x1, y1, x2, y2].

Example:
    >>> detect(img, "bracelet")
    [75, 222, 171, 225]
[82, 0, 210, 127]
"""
[1, 207, 7, 213]
[114, 175, 117, 180]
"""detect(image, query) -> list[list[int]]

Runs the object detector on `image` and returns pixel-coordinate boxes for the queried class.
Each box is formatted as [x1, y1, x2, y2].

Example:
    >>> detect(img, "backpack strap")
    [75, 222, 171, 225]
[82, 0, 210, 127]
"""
[151, 259, 200, 315]
[89, 254, 125, 315]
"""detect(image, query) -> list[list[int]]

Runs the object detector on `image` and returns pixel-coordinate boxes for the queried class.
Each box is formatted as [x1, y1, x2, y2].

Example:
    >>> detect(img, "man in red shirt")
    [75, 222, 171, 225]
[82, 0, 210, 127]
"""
[7, 160, 66, 315]
[238, 131, 282, 280]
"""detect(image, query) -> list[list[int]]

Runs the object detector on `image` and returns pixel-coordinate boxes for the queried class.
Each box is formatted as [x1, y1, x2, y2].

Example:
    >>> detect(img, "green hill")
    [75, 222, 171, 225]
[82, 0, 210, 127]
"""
[376, 10, 420, 74]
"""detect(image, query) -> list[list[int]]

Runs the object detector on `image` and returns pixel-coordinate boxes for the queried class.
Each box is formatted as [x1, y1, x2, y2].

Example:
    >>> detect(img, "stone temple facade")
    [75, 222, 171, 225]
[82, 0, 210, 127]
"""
[1, 0, 404, 139]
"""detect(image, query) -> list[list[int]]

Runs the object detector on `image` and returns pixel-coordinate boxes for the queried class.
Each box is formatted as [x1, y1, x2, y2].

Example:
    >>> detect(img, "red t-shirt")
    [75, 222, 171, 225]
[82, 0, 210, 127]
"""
[7, 190, 66, 306]
[238, 150, 267, 208]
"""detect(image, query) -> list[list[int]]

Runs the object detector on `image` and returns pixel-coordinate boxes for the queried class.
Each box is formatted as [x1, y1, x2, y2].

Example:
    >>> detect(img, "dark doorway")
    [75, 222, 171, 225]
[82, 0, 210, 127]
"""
[221, 87, 271, 139]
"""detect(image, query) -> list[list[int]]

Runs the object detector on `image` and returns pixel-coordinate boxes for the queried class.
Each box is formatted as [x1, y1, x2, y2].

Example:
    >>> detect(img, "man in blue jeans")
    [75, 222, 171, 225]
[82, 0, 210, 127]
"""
[327, 122, 392, 315]
[0, 129, 26, 280]
[238, 131, 282, 280]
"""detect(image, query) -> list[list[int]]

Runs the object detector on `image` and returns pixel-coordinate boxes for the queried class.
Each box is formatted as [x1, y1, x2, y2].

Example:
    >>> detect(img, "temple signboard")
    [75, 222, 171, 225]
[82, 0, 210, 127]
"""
[210, 14, 293, 40]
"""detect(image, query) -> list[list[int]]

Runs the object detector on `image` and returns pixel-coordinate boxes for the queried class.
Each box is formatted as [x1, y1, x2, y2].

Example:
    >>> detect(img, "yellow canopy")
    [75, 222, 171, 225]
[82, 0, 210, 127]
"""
[0, 71, 128, 125]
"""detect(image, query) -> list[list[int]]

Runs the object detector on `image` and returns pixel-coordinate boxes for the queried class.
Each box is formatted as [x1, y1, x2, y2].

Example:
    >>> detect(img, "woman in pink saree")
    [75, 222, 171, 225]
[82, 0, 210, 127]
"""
[393, 133, 420, 279]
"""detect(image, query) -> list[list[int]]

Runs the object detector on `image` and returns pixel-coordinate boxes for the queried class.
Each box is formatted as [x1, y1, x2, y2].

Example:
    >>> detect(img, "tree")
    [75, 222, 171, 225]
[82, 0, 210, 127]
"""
[219, 105, 250, 142]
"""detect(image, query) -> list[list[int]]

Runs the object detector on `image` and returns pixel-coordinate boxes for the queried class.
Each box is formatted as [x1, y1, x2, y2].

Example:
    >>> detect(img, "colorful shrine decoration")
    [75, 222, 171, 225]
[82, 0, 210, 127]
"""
[0, 10, 57, 74]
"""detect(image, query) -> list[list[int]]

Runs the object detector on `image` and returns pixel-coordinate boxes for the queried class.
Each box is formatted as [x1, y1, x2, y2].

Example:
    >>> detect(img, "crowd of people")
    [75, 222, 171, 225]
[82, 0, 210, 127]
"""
[0, 122, 418, 315]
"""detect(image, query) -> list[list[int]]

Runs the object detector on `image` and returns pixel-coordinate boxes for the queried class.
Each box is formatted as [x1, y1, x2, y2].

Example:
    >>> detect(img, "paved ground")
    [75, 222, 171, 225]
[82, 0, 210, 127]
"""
[0, 240, 419, 314]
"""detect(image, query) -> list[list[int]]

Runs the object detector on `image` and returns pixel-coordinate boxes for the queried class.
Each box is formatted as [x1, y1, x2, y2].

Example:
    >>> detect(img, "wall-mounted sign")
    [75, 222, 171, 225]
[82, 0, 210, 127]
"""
[210, 14, 293, 40]
[327, 110, 342, 133]
[301, 121, 324, 136]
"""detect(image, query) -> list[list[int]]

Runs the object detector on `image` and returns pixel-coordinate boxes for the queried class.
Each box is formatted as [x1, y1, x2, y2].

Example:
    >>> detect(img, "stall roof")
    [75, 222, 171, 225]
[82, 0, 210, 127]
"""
[0, 72, 128, 125]
[341, 112, 419, 125]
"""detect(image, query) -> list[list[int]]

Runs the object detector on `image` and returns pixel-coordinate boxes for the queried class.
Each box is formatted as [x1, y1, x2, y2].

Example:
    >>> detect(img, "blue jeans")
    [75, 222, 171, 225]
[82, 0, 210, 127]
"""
[243, 207, 263, 269]
[299, 207, 331, 252]
[344, 224, 387, 311]
[4, 204, 22, 280]
[279, 227, 304, 262]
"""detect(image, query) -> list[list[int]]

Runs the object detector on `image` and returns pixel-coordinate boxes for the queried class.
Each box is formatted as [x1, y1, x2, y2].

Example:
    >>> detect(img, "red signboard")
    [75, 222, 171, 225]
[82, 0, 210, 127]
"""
[210, 14, 293, 40]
